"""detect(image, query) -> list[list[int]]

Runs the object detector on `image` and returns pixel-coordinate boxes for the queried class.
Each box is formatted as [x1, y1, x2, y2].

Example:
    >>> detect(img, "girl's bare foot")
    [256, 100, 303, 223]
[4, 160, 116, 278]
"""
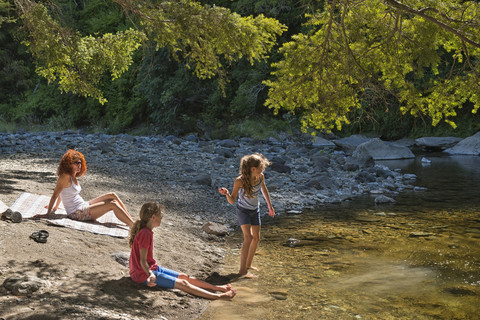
[216, 284, 232, 292]
[218, 289, 237, 300]
[239, 272, 258, 279]
[248, 266, 259, 271]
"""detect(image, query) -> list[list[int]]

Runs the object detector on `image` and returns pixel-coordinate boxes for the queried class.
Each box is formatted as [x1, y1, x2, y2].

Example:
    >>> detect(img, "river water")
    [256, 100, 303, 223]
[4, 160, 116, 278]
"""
[200, 155, 480, 320]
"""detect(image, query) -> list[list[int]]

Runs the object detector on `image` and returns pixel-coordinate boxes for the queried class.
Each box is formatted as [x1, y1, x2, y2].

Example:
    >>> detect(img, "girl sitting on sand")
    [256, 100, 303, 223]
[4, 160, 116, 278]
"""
[129, 202, 237, 300]
[37, 149, 134, 227]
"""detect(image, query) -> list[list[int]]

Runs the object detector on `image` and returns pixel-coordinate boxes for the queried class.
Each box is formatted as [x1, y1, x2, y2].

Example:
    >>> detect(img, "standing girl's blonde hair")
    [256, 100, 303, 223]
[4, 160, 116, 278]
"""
[238, 153, 271, 199]
[129, 202, 162, 248]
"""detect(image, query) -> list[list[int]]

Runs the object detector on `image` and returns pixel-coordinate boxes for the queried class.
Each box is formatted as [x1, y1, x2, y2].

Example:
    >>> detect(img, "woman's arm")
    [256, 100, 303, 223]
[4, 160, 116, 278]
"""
[35, 174, 69, 219]
[47, 174, 69, 215]
[218, 178, 242, 205]
[139, 248, 156, 287]
[260, 174, 275, 217]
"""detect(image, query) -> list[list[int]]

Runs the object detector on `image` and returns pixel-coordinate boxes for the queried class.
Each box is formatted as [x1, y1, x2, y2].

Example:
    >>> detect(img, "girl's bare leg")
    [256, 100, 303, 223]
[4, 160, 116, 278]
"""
[88, 201, 134, 227]
[246, 225, 260, 270]
[239, 224, 253, 275]
[174, 279, 237, 300]
[177, 274, 232, 292]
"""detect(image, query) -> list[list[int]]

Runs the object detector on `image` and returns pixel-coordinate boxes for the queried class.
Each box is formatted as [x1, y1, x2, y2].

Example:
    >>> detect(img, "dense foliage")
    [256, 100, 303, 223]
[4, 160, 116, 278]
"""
[265, 0, 480, 133]
[1, 0, 479, 139]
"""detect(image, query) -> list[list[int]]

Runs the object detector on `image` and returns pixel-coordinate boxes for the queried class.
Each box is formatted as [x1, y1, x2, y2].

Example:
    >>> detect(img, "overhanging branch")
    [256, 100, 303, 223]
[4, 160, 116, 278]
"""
[384, 0, 480, 49]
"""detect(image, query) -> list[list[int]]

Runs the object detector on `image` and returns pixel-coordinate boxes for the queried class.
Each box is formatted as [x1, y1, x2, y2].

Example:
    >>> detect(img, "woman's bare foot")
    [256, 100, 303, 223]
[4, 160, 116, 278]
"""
[218, 288, 237, 300]
[248, 266, 259, 271]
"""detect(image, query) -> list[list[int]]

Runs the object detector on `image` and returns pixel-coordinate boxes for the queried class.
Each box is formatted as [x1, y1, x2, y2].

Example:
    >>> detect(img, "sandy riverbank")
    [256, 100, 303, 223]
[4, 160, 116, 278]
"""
[0, 153, 235, 320]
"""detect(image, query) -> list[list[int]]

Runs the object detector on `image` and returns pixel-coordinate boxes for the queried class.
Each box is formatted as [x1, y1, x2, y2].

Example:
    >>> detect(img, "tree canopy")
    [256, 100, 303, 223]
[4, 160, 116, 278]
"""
[265, 0, 480, 132]
[2, 0, 480, 134]
[8, 0, 285, 104]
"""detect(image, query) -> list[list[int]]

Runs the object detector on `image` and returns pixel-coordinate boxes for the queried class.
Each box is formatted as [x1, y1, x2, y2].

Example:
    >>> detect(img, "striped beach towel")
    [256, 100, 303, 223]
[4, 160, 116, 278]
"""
[0, 199, 9, 213]
[9, 192, 129, 238]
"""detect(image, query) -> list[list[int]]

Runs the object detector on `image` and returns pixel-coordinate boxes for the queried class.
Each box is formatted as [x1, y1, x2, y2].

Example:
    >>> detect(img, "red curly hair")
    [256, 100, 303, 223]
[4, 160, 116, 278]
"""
[57, 149, 87, 177]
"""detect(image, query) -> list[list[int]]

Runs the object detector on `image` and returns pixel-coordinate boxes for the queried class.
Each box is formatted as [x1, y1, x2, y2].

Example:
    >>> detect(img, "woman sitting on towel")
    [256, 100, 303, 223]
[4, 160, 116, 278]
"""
[36, 149, 134, 227]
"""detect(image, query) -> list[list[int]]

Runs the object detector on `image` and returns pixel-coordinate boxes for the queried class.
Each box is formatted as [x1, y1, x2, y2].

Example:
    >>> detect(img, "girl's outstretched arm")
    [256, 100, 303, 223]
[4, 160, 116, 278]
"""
[218, 178, 241, 205]
[260, 175, 275, 217]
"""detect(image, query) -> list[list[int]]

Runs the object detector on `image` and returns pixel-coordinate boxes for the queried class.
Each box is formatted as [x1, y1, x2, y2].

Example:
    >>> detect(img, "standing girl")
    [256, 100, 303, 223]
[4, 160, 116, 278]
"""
[129, 202, 237, 299]
[218, 153, 275, 276]
[36, 149, 134, 227]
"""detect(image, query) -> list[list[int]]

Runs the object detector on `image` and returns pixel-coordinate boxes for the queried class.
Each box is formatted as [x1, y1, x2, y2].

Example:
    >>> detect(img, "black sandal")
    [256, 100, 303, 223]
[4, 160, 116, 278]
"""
[30, 230, 49, 243]
[1, 209, 22, 223]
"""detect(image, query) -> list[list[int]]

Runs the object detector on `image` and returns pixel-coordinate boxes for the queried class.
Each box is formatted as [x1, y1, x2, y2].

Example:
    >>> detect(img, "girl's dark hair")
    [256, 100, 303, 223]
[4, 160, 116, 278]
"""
[128, 202, 163, 248]
[238, 153, 270, 198]
[57, 149, 87, 177]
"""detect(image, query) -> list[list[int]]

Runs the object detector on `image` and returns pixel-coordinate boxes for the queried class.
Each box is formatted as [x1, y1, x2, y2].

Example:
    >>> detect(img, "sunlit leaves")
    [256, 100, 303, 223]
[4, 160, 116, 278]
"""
[266, 0, 480, 132]
[15, 0, 285, 103]
[21, 3, 143, 104]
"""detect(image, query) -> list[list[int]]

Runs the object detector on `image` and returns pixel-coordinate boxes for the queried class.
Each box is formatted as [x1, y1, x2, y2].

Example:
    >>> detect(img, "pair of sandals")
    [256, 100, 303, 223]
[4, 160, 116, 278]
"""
[30, 230, 50, 243]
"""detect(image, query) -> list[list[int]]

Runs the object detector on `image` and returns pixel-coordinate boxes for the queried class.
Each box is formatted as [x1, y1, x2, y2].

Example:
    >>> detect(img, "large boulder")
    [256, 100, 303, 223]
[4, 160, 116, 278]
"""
[312, 136, 336, 149]
[333, 135, 371, 155]
[353, 138, 415, 160]
[444, 132, 480, 155]
[415, 137, 462, 150]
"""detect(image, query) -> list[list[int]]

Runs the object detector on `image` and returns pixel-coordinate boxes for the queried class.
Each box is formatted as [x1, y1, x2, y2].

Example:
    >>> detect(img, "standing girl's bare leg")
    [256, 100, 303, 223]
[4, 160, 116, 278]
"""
[239, 224, 253, 275]
[246, 225, 260, 270]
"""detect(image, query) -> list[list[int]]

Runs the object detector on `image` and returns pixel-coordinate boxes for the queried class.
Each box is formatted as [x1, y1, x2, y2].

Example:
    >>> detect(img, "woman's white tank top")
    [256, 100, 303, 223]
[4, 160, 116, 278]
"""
[60, 177, 87, 214]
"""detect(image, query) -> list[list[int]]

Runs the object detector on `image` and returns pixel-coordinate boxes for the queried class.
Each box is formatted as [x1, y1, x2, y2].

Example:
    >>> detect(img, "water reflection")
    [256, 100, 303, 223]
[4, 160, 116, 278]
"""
[201, 156, 480, 320]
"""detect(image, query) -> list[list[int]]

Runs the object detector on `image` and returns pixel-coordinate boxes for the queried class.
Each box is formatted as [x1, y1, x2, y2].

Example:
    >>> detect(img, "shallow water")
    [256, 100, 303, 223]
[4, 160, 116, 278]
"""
[201, 155, 480, 320]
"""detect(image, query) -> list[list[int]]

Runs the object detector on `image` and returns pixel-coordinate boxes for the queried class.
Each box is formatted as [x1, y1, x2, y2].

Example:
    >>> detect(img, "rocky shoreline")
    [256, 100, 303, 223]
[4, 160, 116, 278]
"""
[0, 131, 437, 220]
[1, 130, 479, 319]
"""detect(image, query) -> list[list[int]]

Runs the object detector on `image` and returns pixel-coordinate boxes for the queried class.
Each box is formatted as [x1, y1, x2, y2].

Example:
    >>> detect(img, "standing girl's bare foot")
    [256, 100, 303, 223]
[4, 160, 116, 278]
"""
[248, 266, 259, 271]
[239, 272, 258, 279]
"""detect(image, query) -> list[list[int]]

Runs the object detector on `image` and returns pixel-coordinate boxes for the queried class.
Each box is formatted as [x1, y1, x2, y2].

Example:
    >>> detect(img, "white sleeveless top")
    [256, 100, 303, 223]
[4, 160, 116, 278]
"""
[60, 178, 88, 214]
[237, 178, 262, 210]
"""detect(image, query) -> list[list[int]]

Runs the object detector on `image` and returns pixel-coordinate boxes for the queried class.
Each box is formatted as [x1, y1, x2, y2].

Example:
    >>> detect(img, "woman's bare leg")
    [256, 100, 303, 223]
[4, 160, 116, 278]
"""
[88, 201, 134, 227]
[89, 192, 130, 215]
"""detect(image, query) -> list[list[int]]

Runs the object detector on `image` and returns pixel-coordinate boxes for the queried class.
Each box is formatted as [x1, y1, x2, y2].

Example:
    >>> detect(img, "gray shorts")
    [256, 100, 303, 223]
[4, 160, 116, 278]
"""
[236, 204, 261, 226]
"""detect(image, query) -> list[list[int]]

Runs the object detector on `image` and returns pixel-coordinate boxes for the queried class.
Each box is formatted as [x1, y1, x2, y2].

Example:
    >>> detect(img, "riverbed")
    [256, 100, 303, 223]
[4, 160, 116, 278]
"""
[200, 154, 480, 320]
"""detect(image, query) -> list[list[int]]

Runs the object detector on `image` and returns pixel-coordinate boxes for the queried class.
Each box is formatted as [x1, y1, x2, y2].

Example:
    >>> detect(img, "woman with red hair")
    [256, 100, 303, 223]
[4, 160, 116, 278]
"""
[36, 149, 134, 227]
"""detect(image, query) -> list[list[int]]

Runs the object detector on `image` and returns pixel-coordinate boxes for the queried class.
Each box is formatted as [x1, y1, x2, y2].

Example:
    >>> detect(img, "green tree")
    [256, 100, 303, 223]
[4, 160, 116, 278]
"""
[11, 0, 286, 104]
[265, 0, 480, 132]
